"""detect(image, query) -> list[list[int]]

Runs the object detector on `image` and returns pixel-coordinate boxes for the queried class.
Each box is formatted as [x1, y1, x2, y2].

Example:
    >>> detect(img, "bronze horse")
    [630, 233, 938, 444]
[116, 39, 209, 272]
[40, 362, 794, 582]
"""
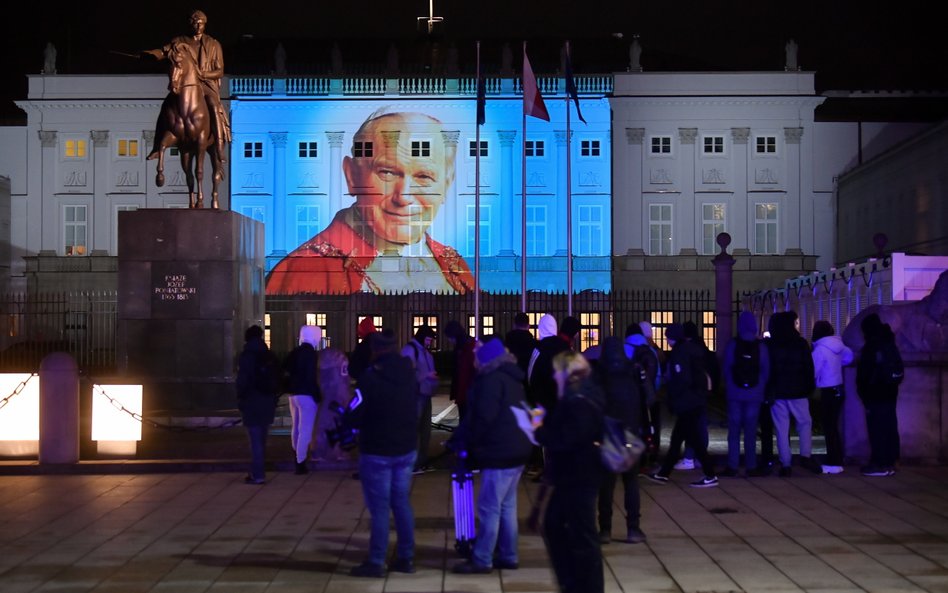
[147, 41, 222, 209]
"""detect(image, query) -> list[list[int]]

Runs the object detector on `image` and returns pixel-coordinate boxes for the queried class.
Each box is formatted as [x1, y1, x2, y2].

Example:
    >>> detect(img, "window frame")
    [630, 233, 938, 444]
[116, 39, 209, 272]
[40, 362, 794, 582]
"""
[648, 203, 673, 256]
[297, 140, 319, 160]
[115, 137, 141, 160]
[753, 202, 779, 254]
[525, 139, 545, 158]
[701, 134, 726, 156]
[63, 137, 89, 160]
[648, 135, 673, 156]
[63, 204, 89, 256]
[468, 139, 489, 158]
[700, 202, 727, 255]
[243, 141, 264, 159]
[579, 139, 601, 158]
[754, 134, 778, 156]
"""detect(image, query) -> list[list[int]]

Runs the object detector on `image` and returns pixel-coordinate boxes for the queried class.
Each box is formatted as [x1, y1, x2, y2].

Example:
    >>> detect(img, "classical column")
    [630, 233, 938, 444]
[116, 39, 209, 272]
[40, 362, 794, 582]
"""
[731, 127, 750, 253]
[784, 127, 804, 255]
[38, 130, 58, 254]
[553, 130, 569, 255]
[326, 131, 345, 214]
[440, 130, 459, 248]
[269, 132, 288, 255]
[91, 131, 110, 253]
[678, 127, 698, 253]
[497, 130, 517, 255]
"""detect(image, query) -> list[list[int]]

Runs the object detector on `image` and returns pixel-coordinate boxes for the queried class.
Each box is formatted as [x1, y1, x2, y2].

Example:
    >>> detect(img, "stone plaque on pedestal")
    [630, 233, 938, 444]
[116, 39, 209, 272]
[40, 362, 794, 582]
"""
[117, 209, 264, 411]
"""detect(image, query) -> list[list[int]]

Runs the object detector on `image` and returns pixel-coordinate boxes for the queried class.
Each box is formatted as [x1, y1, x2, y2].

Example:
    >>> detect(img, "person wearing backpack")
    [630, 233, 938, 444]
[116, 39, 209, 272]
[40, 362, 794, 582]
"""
[623, 323, 660, 467]
[856, 313, 903, 477]
[646, 323, 719, 488]
[811, 320, 854, 475]
[765, 311, 817, 477]
[721, 312, 770, 477]
[401, 325, 439, 474]
[284, 324, 322, 475]
[674, 321, 715, 471]
[236, 325, 280, 485]
[594, 337, 647, 544]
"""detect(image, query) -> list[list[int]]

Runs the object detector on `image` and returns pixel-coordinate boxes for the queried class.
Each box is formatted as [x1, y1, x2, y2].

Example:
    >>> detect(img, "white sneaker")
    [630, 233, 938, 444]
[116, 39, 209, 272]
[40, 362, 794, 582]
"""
[674, 458, 696, 470]
[821, 465, 844, 475]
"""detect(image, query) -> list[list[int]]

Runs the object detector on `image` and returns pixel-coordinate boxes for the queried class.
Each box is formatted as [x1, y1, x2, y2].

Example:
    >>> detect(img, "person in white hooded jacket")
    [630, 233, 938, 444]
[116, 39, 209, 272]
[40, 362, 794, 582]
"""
[284, 324, 323, 474]
[811, 320, 854, 474]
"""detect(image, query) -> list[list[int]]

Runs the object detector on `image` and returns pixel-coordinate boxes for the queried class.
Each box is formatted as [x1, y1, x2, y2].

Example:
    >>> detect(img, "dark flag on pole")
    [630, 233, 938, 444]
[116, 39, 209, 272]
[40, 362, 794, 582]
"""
[564, 42, 586, 124]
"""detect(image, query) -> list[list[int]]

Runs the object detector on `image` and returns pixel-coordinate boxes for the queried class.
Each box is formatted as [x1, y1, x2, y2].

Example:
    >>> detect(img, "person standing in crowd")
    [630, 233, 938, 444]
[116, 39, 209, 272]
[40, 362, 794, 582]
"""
[444, 320, 477, 421]
[532, 351, 606, 593]
[348, 317, 377, 381]
[646, 323, 718, 488]
[631, 321, 663, 466]
[284, 325, 322, 475]
[402, 325, 439, 474]
[528, 315, 582, 411]
[312, 347, 351, 463]
[766, 311, 817, 477]
[674, 321, 717, 471]
[452, 338, 533, 574]
[594, 337, 647, 544]
[235, 325, 279, 485]
[721, 311, 770, 477]
[349, 329, 420, 577]
[856, 313, 903, 477]
[505, 312, 538, 382]
[811, 320, 854, 474]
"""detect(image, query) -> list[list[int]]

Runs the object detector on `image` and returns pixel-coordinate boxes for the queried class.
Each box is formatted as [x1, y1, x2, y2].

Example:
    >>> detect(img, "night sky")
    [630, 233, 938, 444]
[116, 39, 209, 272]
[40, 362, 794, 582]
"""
[2, 0, 946, 122]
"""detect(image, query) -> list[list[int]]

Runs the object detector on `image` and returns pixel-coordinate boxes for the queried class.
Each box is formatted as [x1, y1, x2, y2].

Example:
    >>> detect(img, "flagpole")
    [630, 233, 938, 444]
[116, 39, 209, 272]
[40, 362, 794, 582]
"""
[520, 42, 528, 313]
[565, 43, 573, 317]
[475, 41, 482, 337]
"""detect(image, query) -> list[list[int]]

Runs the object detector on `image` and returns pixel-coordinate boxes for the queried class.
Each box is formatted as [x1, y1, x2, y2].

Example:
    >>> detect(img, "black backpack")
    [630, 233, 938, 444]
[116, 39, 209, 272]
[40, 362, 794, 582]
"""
[873, 341, 904, 386]
[731, 338, 761, 389]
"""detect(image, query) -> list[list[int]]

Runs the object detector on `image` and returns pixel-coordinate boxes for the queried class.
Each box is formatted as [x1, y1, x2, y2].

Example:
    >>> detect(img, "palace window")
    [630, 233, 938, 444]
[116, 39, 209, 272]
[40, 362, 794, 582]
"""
[580, 139, 600, 157]
[64, 205, 88, 256]
[702, 135, 725, 155]
[754, 203, 778, 254]
[755, 135, 777, 154]
[469, 140, 488, 158]
[298, 141, 318, 158]
[577, 205, 602, 256]
[650, 135, 672, 155]
[64, 139, 87, 159]
[243, 141, 263, 159]
[701, 203, 726, 255]
[649, 204, 673, 255]
[296, 205, 320, 246]
[525, 140, 545, 157]
[411, 140, 430, 158]
[465, 204, 491, 257]
[353, 141, 373, 158]
[526, 205, 547, 256]
[117, 138, 139, 158]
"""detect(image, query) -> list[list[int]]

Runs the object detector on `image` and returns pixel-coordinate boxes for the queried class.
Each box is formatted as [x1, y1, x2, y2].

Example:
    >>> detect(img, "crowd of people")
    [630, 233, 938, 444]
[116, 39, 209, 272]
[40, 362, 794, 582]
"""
[232, 308, 903, 590]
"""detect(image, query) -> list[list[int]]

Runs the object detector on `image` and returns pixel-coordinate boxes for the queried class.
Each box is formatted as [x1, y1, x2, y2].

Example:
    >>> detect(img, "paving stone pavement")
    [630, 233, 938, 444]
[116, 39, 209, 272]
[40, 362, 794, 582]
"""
[1, 463, 947, 593]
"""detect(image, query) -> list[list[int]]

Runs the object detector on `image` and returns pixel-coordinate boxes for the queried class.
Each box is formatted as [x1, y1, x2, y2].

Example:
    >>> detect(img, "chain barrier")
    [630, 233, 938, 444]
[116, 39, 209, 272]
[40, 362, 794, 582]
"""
[82, 374, 243, 433]
[0, 373, 38, 413]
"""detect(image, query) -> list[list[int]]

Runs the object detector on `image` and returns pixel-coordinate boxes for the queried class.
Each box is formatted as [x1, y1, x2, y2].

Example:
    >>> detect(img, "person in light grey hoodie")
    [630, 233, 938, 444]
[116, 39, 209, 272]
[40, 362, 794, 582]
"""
[811, 320, 854, 474]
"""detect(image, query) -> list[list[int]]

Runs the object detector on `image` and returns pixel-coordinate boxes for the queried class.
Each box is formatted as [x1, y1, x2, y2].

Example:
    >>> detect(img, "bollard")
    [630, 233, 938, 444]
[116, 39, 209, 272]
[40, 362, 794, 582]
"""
[38, 352, 80, 464]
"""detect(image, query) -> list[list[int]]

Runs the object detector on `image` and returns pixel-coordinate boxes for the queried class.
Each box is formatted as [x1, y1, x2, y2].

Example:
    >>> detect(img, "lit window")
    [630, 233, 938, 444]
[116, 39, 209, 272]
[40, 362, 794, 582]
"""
[579, 312, 600, 353]
[264, 313, 271, 348]
[702, 311, 716, 352]
[298, 141, 318, 158]
[580, 140, 600, 157]
[411, 140, 430, 158]
[64, 205, 88, 256]
[466, 204, 491, 257]
[468, 140, 488, 158]
[577, 205, 602, 256]
[243, 142, 263, 159]
[702, 135, 724, 155]
[526, 205, 547, 256]
[650, 136, 671, 155]
[649, 204, 672, 255]
[755, 135, 777, 154]
[650, 311, 674, 351]
[702, 203, 726, 255]
[354, 141, 373, 157]
[411, 315, 439, 348]
[527, 313, 543, 339]
[65, 139, 87, 159]
[117, 138, 139, 158]
[754, 203, 778, 254]
[296, 205, 320, 246]
[467, 315, 495, 338]
[525, 140, 544, 157]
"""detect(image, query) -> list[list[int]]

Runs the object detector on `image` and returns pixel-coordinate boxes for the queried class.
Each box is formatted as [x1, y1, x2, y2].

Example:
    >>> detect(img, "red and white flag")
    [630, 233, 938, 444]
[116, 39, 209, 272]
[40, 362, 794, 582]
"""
[523, 50, 550, 121]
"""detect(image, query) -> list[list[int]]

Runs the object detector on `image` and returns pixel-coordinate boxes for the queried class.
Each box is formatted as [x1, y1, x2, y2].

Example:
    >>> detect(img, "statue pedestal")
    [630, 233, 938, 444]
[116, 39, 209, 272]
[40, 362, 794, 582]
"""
[116, 209, 264, 411]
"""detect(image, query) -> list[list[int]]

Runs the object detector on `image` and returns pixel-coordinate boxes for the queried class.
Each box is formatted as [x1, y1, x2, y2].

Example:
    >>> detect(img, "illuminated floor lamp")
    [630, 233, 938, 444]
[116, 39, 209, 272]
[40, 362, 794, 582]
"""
[0, 374, 40, 456]
[92, 384, 143, 456]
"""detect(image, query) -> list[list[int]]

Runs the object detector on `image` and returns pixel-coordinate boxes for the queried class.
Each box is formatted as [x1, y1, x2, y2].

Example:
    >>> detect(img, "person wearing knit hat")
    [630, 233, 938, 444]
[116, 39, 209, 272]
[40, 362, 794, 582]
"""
[452, 337, 532, 574]
[349, 317, 378, 380]
[284, 324, 323, 474]
[646, 322, 719, 488]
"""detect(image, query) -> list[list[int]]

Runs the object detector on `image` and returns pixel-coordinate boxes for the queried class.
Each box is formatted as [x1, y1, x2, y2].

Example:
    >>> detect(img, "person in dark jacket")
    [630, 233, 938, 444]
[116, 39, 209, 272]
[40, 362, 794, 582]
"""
[348, 316, 376, 381]
[452, 337, 533, 574]
[766, 311, 817, 477]
[505, 312, 538, 381]
[348, 329, 420, 578]
[528, 315, 581, 411]
[856, 313, 902, 477]
[722, 311, 770, 477]
[594, 336, 647, 544]
[675, 321, 714, 470]
[283, 324, 322, 474]
[236, 325, 279, 485]
[533, 350, 606, 593]
[444, 319, 477, 421]
[646, 323, 718, 488]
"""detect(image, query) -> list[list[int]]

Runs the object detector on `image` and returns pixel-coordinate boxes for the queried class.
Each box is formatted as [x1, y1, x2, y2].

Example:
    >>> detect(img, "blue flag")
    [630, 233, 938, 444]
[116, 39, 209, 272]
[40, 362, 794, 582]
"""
[564, 43, 586, 124]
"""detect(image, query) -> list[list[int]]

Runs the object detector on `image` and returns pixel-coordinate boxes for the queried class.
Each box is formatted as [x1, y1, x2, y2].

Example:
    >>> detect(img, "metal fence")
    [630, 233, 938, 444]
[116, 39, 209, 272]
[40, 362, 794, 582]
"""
[0, 292, 118, 373]
[0, 289, 737, 374]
